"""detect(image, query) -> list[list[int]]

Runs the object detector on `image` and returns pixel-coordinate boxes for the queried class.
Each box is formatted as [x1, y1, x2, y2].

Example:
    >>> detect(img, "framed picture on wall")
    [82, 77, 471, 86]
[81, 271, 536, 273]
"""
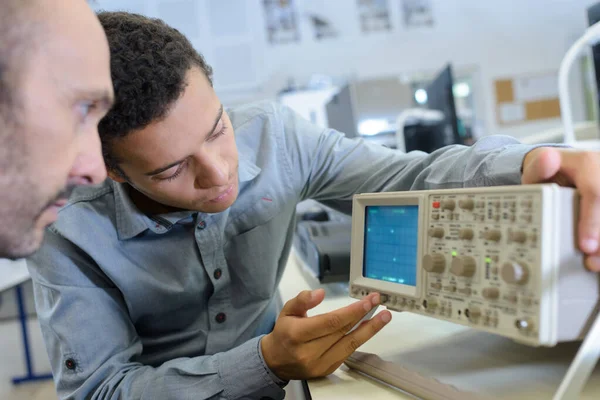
[357, 0, 392, 33]
[263, 0, 300, 44]
[401, 0, 435, 29]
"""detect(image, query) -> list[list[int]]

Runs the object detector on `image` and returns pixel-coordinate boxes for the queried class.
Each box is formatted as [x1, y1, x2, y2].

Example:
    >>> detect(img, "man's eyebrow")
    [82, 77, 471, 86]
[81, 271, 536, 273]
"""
[98, 92, 115, 111]
[207, 104, 224, 139]
[144, 105, 224, 177]
[77, 89, 115, 110]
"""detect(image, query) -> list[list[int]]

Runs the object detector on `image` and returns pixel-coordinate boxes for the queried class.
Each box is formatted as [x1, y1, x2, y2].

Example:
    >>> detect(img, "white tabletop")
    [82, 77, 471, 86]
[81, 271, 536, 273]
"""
[0, 259, 30, 293]
[279, 249, 600, 400]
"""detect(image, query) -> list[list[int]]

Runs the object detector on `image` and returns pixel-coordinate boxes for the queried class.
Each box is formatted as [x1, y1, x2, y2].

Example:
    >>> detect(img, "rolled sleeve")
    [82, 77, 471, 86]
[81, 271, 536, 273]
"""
[485, 142, 535, 185]
[217, 336, 285, 400]
[276, 99, 567, 203]
[485, 141, 568, 185]
[257, 336, 288, 388]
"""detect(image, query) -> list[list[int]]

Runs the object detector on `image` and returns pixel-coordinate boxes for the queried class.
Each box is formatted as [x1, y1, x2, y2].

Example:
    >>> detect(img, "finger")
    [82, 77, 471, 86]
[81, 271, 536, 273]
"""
[281, 289, 326, 317]
[527, 150, 600, 257]
[585, 255, 600, 272]
[290, 292, 380, 341]
[521, 147, 562, 184]
[557, 152, 600, 254]
[578, 187, 600, 255]
[303, 307, 378, 358]
[321, 310, 391, 369]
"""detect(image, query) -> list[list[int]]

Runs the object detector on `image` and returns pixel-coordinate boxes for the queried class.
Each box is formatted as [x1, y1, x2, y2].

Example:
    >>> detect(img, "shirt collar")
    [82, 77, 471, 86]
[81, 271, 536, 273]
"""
[113, 153, 261, 241]
[113, 181, 153, 240]
[237, 144, 261, 183]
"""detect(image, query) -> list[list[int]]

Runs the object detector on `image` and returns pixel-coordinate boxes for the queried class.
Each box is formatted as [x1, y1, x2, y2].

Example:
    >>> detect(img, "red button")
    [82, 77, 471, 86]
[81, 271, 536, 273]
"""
[432, 201, 441, 209]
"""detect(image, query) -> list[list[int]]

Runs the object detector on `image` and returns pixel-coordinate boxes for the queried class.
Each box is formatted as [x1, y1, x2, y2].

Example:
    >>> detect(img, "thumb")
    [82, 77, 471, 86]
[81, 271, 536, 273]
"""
[281, 289, 325, 317]
[521, 147, 562, 184]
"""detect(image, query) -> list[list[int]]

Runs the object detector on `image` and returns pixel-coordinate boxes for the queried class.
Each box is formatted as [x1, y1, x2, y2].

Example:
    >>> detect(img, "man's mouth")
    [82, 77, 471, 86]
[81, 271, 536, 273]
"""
[208, 185, 233, 203]
[53, 198, 69, 208]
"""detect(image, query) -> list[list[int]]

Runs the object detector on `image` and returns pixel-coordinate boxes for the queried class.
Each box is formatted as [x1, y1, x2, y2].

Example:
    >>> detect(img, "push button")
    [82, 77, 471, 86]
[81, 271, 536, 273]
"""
[482, 287, 500, 300]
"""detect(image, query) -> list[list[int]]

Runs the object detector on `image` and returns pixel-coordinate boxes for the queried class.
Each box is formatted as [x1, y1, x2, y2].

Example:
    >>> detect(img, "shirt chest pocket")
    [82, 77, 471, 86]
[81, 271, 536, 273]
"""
[224, 195, 285, 303]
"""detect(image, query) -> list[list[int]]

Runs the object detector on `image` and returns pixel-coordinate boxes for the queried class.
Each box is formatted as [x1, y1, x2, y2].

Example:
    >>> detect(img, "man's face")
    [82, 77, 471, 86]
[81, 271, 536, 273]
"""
[0, 0, 113, 259]
[109, 68, 240, 214]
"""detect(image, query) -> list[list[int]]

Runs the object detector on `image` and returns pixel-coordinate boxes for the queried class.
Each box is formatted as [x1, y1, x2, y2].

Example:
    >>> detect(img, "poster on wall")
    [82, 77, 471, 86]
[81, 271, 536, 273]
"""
[401, 0, 435, 28]
[494, 71, 561, 126]
[357, 0, 392, 33]
[263, 0, 300, 44]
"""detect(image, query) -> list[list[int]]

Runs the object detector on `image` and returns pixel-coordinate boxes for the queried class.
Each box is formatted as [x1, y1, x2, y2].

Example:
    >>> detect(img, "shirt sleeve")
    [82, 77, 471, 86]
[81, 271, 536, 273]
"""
[275, 102, 547, 208]
[27, 228, 285, 400]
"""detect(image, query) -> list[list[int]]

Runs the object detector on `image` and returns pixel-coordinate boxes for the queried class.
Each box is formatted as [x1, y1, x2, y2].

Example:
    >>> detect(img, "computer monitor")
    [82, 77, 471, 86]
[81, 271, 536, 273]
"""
[425, 64, 462, 146]
[325, 85, 359, 138]
[401, 115, 448, 153]
[587, 2, 600, 121]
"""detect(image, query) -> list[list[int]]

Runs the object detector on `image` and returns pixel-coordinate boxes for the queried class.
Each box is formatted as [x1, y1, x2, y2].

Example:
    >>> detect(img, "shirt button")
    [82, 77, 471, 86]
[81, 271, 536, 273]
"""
[215, 312, 226, 323]
[65, 358, 76, 370]
[213, 268, 222, 280]
[197, 220, 207, 230]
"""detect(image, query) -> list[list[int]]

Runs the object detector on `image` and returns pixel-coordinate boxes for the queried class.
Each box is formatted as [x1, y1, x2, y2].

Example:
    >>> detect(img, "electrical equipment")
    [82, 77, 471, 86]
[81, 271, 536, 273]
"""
[349, 184, 599, 347]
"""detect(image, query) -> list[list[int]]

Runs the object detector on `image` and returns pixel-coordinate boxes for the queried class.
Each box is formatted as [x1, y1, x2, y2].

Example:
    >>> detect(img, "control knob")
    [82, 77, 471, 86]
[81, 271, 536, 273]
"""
[424, 298, 438, 310]
[423, 254, 446, 273]
[428, 227, 445, 239]
[501, 261, 530, 285]
[466, 306, 482, 322]
[458, 199, 475, 211]
[510, 231, 527, 244]
[484, 229, 502, 242]
[450, 256, 477, 278]
[441, 200, 456, 211]
[458, 228, 474, 240]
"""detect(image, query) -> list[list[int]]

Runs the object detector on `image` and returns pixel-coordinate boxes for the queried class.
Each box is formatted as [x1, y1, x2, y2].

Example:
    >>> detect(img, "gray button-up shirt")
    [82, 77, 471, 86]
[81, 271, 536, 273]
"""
[28, 101, 540, 399]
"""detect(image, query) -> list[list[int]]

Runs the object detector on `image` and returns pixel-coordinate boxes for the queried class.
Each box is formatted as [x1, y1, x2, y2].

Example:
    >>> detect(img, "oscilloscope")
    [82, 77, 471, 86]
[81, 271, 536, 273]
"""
[346, 183, 600, 399]
[348, 184, 599, 347]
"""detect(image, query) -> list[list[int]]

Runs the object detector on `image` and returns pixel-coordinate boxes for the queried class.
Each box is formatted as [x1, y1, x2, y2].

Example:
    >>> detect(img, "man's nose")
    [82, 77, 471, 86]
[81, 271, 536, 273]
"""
[194, 155, 229, 189]
[69, 131, 108, 185]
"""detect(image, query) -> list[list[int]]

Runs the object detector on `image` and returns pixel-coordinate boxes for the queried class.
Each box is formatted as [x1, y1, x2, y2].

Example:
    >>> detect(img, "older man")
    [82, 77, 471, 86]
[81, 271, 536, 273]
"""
[0, 0, 113, 259]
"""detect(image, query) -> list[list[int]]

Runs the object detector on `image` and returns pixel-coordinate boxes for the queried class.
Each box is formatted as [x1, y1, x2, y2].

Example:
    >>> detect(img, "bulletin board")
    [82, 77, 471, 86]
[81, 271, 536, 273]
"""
[494, 71, 561, 126]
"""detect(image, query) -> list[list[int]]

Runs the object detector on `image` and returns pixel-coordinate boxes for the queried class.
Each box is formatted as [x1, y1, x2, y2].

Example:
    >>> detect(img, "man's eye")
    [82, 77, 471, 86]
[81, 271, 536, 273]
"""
[156, 161, 188, 182]
[77, 102, 95, 120]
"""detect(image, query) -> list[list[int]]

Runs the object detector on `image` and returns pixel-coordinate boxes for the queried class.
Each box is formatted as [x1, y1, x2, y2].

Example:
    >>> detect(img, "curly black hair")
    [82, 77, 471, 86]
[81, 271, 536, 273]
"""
[96, 11, 214, 171]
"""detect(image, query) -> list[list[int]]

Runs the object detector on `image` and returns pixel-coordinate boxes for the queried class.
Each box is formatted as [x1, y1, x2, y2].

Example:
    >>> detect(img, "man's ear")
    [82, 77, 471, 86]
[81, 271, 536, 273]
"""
[107, 168, 127, 183]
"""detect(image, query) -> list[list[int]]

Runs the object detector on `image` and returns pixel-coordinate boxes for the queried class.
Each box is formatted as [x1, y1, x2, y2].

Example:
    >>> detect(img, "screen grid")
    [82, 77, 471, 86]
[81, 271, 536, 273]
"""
[363, 205, 419, 286]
